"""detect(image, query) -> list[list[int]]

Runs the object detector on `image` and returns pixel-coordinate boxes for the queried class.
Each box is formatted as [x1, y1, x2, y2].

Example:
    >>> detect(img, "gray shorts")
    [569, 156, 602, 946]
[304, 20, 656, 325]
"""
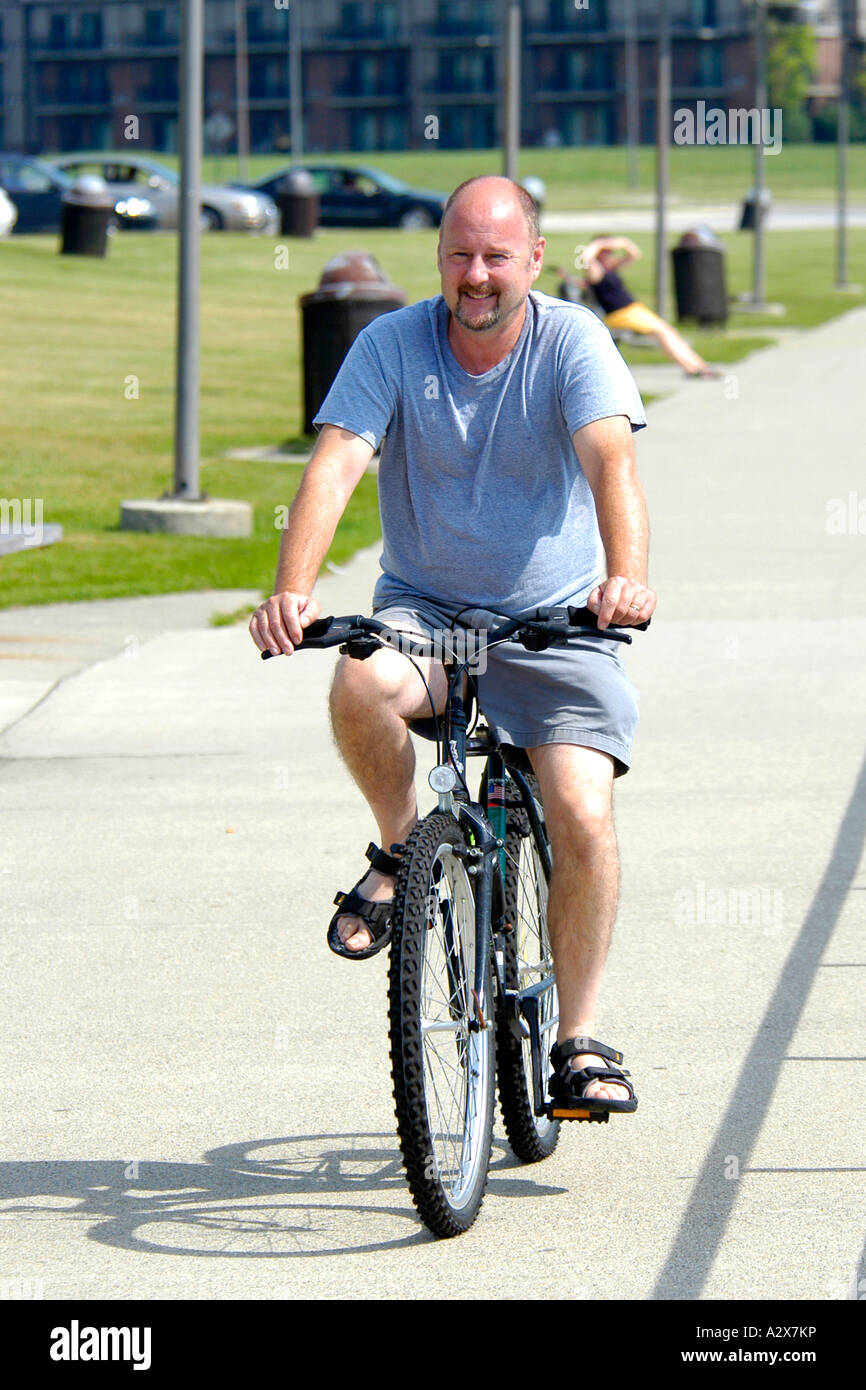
[372, 595, 640, 777]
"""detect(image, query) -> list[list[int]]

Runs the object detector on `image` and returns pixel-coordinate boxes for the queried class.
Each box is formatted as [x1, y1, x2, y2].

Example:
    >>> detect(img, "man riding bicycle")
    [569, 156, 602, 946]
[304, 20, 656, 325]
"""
[249, 175, 657, 1116]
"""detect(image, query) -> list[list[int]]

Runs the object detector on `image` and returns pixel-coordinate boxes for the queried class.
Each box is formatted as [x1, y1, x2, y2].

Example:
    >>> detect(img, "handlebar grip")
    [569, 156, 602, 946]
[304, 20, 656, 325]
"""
[566, 604, 651, 633]
[260, 614, 371, 659]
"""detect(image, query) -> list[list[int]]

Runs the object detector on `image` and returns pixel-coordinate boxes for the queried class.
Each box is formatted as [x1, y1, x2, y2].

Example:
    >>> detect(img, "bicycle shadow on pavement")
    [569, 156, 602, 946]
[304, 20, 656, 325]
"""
[0, 1131, 566, 1259]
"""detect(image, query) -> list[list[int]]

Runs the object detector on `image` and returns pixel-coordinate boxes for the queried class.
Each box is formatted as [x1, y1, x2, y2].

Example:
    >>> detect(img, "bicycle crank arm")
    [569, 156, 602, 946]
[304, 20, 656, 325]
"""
[519, 991, 548, 1118]
[519, 978, 611, 1122]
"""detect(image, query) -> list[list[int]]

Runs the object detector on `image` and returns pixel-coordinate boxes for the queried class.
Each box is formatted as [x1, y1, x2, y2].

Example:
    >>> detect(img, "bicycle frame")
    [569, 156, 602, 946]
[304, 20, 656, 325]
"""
[432, 650, 556, 1118]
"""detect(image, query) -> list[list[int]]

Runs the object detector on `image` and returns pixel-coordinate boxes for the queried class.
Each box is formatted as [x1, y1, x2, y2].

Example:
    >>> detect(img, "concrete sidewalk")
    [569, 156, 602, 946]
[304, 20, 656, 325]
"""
[1, 308, 864, 1301]
[544, 199, 866, 234]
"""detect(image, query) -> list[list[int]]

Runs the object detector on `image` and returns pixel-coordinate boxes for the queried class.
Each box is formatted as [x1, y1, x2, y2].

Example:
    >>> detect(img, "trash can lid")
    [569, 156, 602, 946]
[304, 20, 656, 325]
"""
[301, 252, 405, 304]
[63, 174, 114, 207]
[677, 224, 724, 249]
[278, 167, 316, 194]
[521, 175, 546, 207]
[318, 251, 390, 286]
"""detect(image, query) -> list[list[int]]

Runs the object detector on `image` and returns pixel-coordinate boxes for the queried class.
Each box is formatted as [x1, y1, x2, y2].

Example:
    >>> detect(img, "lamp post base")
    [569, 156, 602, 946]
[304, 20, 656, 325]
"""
[120, 498, 252, 537]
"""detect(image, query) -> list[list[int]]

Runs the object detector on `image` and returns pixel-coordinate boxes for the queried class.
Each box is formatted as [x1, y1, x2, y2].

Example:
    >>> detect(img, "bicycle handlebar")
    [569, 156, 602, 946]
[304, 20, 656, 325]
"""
[260, 606, 650, 660]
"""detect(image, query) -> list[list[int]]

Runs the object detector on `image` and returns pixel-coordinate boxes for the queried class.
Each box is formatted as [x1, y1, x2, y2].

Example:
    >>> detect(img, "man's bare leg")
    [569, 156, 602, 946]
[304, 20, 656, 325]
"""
[528, 742, 630, 1103]
[328, 636, 447, 952]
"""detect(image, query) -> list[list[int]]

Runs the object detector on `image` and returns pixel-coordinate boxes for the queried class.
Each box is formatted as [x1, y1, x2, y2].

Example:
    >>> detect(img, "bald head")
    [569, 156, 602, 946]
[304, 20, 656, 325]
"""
[440, 176, 540, 252]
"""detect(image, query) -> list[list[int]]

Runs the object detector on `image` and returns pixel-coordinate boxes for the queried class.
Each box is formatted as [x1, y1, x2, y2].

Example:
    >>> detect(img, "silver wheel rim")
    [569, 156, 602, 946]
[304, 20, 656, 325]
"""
[419, 843, 489, 1209]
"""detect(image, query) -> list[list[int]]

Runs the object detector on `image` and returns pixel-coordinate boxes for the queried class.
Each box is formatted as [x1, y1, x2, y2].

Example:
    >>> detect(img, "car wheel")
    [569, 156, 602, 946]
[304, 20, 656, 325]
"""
[398, 205, 434, 230]
[200, 206, 223, 231]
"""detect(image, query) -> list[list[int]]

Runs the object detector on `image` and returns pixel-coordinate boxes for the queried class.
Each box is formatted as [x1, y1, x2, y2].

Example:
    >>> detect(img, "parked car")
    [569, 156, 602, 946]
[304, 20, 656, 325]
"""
[51, 154, 278, 232]
[244, 163, 447, 229]
[0, 154, 155, 232]
[0, 187, 18, 237]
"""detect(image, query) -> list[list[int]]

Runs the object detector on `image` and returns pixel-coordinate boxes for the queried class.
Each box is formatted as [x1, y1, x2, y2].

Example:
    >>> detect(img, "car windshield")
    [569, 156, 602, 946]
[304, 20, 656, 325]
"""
[139, 161, 178, 185]
[354, 168, 407, 194]
[21, 157, 73, 189]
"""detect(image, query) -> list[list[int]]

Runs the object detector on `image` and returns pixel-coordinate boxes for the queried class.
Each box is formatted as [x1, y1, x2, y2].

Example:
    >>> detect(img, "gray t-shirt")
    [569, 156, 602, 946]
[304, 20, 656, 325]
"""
[312, 289, 646, 613]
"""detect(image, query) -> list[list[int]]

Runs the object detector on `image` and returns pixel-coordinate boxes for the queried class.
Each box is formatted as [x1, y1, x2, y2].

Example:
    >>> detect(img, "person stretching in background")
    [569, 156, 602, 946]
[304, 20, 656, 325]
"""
[556, 236, 720, 380]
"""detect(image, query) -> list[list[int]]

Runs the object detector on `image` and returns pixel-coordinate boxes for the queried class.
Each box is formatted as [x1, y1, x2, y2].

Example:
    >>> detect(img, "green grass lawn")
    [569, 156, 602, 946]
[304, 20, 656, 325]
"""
[1, 211, 864, 609]
[200, 142, 866, 211]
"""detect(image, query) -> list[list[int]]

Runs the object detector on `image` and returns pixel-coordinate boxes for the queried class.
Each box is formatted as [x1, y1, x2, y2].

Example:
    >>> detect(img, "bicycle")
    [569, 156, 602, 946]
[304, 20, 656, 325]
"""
[262, 603, 647, 1238]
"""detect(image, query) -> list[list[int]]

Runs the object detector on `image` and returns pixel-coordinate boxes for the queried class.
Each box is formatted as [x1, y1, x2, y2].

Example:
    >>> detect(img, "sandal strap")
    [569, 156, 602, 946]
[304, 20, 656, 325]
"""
[552, 1065, 636, 1102]
[550, 1035, 624, 1068]
[568, 1065, 632, 1086]
[332, 887, 392, 942]
[365, 841, 402, 876]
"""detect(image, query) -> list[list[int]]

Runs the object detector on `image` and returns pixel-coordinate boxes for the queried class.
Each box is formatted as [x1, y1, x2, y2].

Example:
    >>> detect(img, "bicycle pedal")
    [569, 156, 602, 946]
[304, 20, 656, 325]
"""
[548, 1106, 610, 1123]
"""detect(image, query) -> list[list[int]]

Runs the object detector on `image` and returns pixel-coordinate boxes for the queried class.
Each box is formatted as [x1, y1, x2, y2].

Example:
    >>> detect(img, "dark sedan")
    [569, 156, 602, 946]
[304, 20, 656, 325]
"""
[0, 154, 155, 232]
[246, 163, 447, 229]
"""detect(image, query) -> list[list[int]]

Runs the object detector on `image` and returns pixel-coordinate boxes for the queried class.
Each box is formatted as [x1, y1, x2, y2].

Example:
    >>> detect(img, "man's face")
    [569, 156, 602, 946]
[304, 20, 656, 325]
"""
[437, 194, 544, 334]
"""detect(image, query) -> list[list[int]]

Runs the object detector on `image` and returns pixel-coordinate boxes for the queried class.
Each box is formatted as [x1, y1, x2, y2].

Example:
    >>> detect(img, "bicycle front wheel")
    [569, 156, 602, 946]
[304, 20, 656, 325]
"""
[388, 812, 496, 1238]
[496, 777, 560, 1161]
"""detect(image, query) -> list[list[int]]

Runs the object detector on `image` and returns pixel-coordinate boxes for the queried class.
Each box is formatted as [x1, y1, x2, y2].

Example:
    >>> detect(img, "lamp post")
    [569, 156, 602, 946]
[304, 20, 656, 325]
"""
[751, 0, 768, 310]
[835, 0, 860, 290]
[625, 0, 640, 189]
[173, 0, 203, 502]
[655, 0, 670, 317]
[503, 0, 521, 180]
[120, 0, 252, 536]
[235, 0, 250, 184]
[289, 0, 303, 155]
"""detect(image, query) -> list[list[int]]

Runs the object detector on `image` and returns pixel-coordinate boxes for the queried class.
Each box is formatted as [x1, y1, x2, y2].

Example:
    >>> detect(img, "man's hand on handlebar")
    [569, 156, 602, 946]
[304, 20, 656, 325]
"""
[586, 576, 657, 631]
[249, 590, 321, 657]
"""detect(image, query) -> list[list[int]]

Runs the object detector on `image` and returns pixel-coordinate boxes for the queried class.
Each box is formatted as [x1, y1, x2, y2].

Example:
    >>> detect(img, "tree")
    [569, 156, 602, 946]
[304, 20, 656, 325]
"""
[767, 19, 816, 114]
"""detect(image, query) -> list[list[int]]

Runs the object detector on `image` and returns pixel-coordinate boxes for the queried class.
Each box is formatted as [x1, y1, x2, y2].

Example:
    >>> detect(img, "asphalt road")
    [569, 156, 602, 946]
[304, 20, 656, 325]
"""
[1, 310, 865, 1303]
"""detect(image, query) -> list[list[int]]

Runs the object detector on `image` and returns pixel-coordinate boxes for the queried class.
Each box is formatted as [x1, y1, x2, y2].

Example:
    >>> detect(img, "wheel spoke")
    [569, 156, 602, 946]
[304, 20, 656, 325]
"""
[496, 779, 560, 1161]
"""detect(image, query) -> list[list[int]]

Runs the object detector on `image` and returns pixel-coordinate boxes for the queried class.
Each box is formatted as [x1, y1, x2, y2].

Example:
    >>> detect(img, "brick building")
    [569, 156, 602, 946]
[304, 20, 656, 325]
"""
[0, 0, 863, 155]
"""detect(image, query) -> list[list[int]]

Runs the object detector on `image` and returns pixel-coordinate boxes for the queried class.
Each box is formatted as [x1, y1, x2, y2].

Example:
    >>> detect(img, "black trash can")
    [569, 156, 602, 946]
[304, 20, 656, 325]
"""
[60, 176, 115, 257]
[739, 187, 771, 231]
[671, 227, 728, 326]
[300, 253, 406, 434]
[276, 168, 319, 238]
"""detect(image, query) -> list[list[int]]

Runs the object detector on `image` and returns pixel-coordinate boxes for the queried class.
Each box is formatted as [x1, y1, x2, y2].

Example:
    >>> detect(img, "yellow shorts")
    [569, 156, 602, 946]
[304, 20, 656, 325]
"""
[603, 302, 666, 335]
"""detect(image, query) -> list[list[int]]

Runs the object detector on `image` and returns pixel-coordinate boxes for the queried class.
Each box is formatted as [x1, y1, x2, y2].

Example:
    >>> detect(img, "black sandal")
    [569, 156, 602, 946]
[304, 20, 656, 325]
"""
[327, 842, 403, 961]
[549, 1035, 638, 1115]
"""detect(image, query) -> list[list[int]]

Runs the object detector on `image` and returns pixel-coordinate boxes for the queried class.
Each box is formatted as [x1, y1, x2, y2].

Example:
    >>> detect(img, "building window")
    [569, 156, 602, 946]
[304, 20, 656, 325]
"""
[381, 110, 406, 149]
[691, 0, 717, 27]
[378, 3, 400, 38]
[437, 1, 497, 36]
[80, 12, 103, 49]
[249, 56, 286, 100]
[247, 5, 278, 43]
[438, 50, 495, 94]
[697, 41, 724, 86]
[150, 115, 178, 152]
[49, 13, 68, 49]
[341, 2, 363, 33]
[144, 9, 172, 45]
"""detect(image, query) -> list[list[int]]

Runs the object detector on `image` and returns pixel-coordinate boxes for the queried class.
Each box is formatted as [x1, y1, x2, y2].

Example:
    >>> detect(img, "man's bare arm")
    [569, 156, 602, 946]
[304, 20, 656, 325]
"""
[572, 414, 657, 629]
[249, 424, 375, 655]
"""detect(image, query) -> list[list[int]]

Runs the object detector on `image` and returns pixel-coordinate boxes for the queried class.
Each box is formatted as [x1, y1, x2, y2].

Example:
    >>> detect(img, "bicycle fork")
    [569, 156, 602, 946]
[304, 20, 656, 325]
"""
[454, 800, 499, 1033]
